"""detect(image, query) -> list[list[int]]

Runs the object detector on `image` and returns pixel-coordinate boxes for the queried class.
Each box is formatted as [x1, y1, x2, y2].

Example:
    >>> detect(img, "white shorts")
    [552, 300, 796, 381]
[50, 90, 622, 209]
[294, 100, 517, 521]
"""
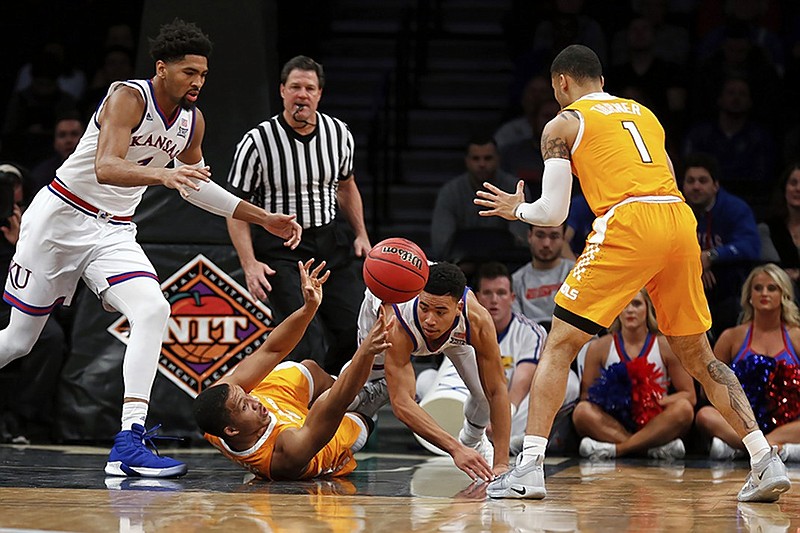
[3, 187, 157, 315]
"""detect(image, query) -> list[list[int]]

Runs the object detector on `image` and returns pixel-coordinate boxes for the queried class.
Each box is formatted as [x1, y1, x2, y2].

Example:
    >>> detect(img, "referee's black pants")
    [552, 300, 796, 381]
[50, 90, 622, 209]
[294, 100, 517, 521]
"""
[253, 221, 364, 375]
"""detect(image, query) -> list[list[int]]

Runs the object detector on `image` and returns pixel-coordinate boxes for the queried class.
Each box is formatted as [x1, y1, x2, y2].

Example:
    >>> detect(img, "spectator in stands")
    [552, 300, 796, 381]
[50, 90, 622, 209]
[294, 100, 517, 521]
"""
[474, 262, 578, 455]
[606, 16, 687, 148]
[13, 42, 86, 102]
[681, 152, 761, 340]
[609, 0, 691, 67]
[759, 163, 800, 283]
[431, 136, 528, 264]
[683, 77, 776, 207]
[498, 99, 560, 193]
[692, 21, 782, 129]
[512, 223, 574, 331]
[2, 53, 78, 167]
[30, 114, 84, 193]
[573, 289, 696, 461]
[494, 74, 551, 149]
[697, 264, 800, 462]
[0, 163, 65, 443]
[82, 46, 135, 120]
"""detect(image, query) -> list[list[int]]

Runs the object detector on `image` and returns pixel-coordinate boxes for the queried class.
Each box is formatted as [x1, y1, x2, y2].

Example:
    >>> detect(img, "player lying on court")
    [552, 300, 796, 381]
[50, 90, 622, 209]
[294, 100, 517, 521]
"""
[193, 259, 393, 480]
[358, 262, 511, 482]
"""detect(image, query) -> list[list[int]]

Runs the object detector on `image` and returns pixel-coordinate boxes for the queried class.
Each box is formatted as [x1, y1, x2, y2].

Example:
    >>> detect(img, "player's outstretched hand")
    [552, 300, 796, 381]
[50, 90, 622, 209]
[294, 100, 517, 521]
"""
[473, 180, 526, 221]
[242, 259, 275, 301]
[165, 165, 211, 197]
[262, 212, 302, 249]
[452, 443, 494, 483]
[298, 258, 329, 310]
[359, 306, 394, 357]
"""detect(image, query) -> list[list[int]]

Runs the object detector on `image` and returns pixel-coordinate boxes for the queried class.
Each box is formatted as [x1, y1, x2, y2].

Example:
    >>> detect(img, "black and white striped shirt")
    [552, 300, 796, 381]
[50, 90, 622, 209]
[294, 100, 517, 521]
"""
[227, 112, 354, 229]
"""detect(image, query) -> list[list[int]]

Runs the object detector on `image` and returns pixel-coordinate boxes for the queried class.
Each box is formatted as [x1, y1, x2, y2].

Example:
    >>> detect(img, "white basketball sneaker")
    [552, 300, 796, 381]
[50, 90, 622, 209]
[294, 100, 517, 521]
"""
[710, 437, 746, 460]
[647, 438, 685, 460]
[460, 432, 494, 467]
[486, 453, 546, 499]
[579, 437, 616, 461]
[778, 443, 800, 462]
[737, 447, 791, 503]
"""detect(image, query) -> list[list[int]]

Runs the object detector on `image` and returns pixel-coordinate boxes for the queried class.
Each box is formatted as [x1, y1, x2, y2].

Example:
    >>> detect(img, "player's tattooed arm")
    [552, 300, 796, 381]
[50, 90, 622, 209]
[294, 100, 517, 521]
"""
[707, 360, 757, 431]
[540, 110, 578, 160]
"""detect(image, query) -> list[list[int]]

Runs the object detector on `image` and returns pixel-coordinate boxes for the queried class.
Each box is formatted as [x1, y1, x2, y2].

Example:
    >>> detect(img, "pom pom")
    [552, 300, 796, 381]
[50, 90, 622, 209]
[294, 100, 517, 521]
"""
[732, 354, 776, 433]
[627, 356, 665, 429]
[766, 360, 800, 428]
[588, 362, 635, 432]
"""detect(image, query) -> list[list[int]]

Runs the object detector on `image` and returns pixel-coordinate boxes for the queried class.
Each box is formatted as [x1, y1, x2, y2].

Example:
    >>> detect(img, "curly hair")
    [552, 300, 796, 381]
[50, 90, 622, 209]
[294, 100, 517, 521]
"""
[193, 383, 232, 437]
[424, 262, 466, 299]
[149, 18, 212, 63]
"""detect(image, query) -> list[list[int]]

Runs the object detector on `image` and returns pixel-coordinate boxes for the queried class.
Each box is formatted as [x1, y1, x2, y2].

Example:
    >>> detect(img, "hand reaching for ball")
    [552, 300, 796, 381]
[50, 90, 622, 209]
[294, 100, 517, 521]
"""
[298, 259, 330, 311]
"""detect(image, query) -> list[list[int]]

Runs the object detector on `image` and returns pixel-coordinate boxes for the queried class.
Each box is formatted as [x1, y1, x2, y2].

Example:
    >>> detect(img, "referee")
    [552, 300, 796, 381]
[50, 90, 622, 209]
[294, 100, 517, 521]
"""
[226, 56, 371, 374]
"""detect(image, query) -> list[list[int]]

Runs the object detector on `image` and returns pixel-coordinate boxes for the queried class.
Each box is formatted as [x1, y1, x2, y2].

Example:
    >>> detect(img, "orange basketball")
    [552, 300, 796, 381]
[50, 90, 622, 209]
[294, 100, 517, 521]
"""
[363, 238, 429, 303]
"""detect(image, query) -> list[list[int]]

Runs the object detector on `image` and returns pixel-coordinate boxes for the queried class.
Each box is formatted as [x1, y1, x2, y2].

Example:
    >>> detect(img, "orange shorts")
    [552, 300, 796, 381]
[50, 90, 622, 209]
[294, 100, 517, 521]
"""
[554, 200, 712, 336]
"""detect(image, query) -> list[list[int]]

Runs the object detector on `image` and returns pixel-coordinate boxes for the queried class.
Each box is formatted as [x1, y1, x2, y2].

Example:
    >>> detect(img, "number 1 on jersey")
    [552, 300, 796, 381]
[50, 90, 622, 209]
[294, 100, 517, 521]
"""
[621, 121, 652, 163]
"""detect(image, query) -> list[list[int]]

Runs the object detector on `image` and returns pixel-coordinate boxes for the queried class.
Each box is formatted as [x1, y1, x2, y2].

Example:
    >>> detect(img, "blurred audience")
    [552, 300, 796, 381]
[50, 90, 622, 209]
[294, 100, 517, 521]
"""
[759, 163, 800, 283]
[29, 113, 84, 193]
[431, 136, 528, 265]
[682, 77, 776, 206]
[681, 152, 761, 341]
[2, 53, 78, 167]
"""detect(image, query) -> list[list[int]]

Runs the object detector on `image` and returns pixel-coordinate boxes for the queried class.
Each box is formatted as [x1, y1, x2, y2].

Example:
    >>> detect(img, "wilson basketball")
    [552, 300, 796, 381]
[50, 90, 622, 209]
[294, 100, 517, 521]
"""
[363, 238, 429, 303]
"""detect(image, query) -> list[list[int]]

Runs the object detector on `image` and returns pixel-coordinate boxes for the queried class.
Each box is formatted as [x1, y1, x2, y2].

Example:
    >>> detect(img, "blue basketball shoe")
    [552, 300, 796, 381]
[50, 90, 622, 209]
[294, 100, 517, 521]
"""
[105, 424, 187, 478]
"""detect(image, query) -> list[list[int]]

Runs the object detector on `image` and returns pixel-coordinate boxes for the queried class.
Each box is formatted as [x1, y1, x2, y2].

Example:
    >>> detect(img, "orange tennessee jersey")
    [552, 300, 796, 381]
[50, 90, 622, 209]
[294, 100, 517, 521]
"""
[205, 369, 358, 480]
[564, 93, 683, 216]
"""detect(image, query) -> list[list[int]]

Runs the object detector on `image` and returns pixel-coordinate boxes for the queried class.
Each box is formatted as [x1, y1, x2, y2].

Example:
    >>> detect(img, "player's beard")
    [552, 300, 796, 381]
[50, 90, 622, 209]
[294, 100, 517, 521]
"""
[180, 95, 197, 110]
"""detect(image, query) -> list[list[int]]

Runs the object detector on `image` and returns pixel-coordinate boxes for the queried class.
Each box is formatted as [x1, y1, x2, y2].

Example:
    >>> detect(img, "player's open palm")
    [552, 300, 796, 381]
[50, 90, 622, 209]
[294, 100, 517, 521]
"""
[474, 180, 526, 221]
[298, 258, 329, 310]
[260, 212, 302, 249]
[452, 444, 494, 482]
[164, 165, 211, 197]
[243, 259, 275, 301]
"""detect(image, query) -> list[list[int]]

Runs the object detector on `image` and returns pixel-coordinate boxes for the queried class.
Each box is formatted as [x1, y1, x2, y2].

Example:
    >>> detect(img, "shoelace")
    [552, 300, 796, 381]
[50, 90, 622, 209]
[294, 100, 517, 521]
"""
[139, 424, 185, 457]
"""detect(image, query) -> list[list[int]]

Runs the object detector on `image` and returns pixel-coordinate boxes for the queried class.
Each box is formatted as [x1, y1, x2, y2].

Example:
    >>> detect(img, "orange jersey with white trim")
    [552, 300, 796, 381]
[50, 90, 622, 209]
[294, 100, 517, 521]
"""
[205, 365, 358, 480]
[564, 93, 683, 216]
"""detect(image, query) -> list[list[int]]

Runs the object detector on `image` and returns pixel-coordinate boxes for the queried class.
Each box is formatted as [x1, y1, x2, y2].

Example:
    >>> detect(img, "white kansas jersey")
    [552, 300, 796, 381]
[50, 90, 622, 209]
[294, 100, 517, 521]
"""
[498, 312, 547, 381]
[391, 287, 472, 357]
[56, 79, 196, 216]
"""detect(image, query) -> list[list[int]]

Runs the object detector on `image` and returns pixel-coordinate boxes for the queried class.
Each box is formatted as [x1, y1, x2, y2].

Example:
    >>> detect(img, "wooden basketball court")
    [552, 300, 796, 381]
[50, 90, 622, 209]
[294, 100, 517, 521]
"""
[0, 442, 797, 532]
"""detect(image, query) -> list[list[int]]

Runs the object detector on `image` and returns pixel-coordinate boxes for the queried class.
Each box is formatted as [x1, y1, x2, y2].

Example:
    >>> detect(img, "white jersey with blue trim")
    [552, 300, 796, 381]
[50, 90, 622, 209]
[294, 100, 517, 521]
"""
[605, 332, 669, 388]
[391, 287, 472, 357]
[56, 79, 196, 216]
[498, 312, 547, 382]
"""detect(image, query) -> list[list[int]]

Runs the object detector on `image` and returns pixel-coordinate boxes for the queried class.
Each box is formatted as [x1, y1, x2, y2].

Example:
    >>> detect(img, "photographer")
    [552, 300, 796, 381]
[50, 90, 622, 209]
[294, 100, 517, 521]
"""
[0, 163, 65, 443]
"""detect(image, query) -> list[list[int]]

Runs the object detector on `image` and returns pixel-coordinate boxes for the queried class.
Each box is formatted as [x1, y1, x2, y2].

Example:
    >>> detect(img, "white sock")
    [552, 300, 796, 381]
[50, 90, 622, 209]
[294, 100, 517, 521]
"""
[742, 430, 771, 466]
[459, 419, 484, 446]
[121, 401, 148, 431]
[520, 435, 548, 466]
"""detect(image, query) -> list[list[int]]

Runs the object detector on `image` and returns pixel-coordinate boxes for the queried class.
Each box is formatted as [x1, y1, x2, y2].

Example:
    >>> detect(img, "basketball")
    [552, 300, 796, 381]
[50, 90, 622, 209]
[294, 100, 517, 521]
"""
[363, 238, 429, 303]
